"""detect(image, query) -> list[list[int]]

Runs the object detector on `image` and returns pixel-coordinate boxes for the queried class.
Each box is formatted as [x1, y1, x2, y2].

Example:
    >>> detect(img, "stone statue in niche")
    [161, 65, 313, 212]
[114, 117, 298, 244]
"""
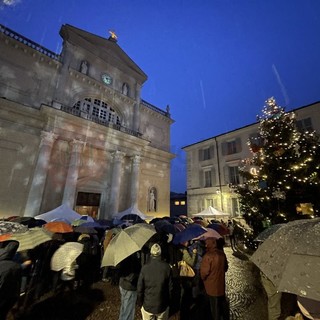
[122, 83, 129, 96]
[149, 188, 156, 212]
[80, 60, 88, 75]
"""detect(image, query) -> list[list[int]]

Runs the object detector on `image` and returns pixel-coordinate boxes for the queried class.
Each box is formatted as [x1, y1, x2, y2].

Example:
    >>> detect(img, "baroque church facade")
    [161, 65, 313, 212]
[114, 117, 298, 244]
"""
[0, 24, 174, 219]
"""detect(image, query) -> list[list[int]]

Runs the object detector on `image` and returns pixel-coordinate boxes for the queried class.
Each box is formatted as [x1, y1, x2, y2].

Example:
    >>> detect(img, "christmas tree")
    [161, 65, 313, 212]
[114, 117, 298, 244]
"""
[236, 97, 320, 233]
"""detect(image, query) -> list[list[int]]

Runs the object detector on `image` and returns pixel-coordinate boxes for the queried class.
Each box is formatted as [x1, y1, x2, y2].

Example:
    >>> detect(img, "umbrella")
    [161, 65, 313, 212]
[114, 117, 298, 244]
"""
[11, 216, 47, 228]
[207, 223, 230, 236]
[193, 227, 222, 240]
[79, 215, 95, 222]
[254, 223, 286, 242]
[0, 221, 28, 235]
[73, 225, 98, 234]
[79, 221, 108, 229]
[101, 223, 156, 267]
[44, 221, 73, 233]
[51, 242, 84, 271]
[172, 224, 207, 245]
[251, 218, 320, 301]
[173, 223, 186, 233]
[9, 228, 54, 252]
[71, 219, 87, 227]
[154, 219, 176, 235]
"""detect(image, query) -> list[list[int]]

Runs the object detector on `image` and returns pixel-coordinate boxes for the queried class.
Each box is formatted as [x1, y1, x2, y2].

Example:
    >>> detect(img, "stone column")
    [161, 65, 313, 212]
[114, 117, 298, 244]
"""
[24, 131, 58, 217]
[130, 155, 141, 207]
[62, 139, 85, 208]
[109, 151, 125, 216]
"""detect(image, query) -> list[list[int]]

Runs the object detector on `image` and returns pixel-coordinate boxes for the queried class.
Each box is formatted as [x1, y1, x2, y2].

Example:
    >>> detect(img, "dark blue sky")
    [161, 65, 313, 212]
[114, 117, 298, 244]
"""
[1, 0, 320, 192]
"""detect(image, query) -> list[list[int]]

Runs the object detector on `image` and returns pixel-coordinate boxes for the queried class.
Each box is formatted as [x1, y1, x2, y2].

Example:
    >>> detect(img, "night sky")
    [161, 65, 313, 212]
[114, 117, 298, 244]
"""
[1, 0, 320, 192]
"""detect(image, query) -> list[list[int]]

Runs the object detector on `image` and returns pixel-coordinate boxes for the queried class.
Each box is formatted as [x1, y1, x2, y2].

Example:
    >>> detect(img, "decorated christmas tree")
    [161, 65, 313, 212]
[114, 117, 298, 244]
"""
[236, 97, 320, 233]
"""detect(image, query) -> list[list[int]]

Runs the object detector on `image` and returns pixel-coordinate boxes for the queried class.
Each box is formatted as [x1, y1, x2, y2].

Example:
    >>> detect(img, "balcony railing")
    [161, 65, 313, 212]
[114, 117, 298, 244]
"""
[141, 99, 170, 117]
[0, 24, 61, 61]
[60, 105, 142, 137]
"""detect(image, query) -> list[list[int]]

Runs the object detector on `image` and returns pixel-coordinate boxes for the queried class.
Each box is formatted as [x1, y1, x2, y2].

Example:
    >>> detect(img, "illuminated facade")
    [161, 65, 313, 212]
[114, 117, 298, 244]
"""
[0, 24, 174, 219]
[183, 101, 320, 217]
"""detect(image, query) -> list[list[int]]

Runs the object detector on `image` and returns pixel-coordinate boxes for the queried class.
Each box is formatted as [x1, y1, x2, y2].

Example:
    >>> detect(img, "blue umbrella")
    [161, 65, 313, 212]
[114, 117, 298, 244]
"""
[80, 221, 109, 230]
[173, 224, 207, 245]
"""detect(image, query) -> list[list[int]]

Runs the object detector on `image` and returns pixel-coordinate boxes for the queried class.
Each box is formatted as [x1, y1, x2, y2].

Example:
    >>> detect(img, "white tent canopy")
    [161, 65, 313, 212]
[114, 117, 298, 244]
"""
[113, 205, 153, 221]
[192, 206, 230, 217]
[35, 204, 82, 223]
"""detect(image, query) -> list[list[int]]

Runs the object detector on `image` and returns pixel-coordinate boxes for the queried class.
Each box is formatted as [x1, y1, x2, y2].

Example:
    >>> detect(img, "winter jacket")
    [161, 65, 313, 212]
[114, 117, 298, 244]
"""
[137, 256, 173, 314]
[200, 237, 228, 297]
[0, 242, 22, 312]
[119, 253, 141, 291]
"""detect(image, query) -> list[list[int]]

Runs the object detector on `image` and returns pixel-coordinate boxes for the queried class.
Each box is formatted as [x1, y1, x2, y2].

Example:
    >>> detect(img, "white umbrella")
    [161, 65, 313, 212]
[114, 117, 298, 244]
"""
[101, 223, 156, 267]
[10, 228, 53, 252]
[51, 242, 84, 271]
[35, 204, 81, 223]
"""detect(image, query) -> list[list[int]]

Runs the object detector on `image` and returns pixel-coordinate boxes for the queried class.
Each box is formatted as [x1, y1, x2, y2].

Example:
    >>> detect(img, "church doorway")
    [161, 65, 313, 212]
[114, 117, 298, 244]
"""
[75, 192, 101, 219]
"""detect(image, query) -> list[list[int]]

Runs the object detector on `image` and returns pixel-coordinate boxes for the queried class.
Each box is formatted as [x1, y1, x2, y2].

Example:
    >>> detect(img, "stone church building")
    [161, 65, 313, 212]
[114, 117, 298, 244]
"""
[0, 24, 174, 219]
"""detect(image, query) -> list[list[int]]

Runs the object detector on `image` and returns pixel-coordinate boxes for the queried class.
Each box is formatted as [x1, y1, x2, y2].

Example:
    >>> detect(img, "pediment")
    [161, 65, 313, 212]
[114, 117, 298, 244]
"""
[60, 24, 147, 82]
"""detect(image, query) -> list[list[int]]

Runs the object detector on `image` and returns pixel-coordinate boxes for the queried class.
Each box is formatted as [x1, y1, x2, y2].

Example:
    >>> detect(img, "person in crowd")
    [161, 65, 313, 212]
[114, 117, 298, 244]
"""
[77, 233, 100, 289]
[200, 237, 229, 320]
[0, 240, 22, 320]
[118, 252, 141, 320]
[260, 271, 282, 320]
[137, 243, 173, 320]
[179, 240, 198, 320]
[227, 220, 236, 250]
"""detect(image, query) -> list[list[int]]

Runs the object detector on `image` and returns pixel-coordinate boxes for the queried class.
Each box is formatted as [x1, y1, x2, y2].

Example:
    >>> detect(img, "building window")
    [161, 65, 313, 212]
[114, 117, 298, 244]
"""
[229, 166, 240, 185]
[180, 201, 186, 205]
[227, 140, 237, 154]
[73, 98, 121, 126]
[204, 170, 212, 187]
[203, 147, 211, 160]
[222, 138, 242, 155]
[296, 117, 313, 132]
[174, 201, 180, 205]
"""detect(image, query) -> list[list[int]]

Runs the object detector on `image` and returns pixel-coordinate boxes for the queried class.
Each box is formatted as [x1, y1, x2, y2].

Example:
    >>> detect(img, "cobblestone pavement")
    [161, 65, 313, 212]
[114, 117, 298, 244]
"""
[225, 247, 268, 320]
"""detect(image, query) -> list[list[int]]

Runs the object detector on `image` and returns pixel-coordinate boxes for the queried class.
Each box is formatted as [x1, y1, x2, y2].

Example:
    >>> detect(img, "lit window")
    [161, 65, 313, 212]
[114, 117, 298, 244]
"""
[174, 201, 180, 205]
[180, 201, 186, 205]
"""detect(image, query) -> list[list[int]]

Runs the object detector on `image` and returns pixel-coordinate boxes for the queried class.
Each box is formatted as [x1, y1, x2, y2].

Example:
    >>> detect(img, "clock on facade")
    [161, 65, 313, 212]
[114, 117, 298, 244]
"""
[101, 73, 112, 85]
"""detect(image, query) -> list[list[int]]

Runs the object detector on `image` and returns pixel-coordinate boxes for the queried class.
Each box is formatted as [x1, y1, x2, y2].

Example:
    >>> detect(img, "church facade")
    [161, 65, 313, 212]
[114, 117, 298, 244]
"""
[0, 24, 174, 219]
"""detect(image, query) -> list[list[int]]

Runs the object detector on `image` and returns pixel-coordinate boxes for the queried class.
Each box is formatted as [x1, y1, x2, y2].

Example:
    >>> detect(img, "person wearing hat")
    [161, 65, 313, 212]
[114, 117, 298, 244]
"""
[137, 243, 173, 320]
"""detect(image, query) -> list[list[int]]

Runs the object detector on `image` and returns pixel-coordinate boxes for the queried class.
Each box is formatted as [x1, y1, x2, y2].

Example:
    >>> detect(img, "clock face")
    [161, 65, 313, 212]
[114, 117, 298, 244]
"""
[101, 73, 112, 85]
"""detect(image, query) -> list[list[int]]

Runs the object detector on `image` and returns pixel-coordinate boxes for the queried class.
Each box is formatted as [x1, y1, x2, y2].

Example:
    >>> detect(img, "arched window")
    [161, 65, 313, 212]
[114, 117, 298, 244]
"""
[73, 98, 121, 125]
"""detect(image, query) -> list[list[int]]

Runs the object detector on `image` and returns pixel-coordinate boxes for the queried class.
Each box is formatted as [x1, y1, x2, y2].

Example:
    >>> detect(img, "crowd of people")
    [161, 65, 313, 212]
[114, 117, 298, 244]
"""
[0, 216, 236, 320]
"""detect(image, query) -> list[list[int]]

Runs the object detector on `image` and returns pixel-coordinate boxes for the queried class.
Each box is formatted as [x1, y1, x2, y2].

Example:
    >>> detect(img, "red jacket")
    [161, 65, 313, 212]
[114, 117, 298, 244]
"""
[200, 238, 228, 297]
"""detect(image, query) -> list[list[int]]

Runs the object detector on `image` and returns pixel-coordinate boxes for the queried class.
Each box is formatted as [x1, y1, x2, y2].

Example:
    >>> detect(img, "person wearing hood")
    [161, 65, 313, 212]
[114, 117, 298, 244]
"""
[200, 237, 229, 320]
[0, 241, 22, 320]
[137, 243, 173, 320]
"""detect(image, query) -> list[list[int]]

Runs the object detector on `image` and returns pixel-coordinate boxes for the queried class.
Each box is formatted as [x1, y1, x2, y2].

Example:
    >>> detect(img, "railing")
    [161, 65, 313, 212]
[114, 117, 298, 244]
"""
[60, 106, 142, 137]
[0, 24, 61, 61]
[141, 99, 170, 117]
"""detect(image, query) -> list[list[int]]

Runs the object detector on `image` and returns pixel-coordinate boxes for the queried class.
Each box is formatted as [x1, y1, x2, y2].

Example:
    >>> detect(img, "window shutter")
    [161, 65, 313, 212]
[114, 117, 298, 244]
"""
[221, 142, 227, 156]
[210, 145, 214, 158]
[223, 165, 229, 184]
[198, 149, 203, 161]
[199, 170, 204, 187]
[211, 167, 216, 186]
[235, 138, 242, 153]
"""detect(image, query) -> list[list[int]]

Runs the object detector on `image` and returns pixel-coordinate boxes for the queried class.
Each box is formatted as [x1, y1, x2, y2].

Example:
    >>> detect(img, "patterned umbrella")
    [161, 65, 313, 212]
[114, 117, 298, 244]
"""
[51, 242, 84, 271]
[251, 218, 320, 301]
[44, 221, 73, 233]
[9, 228, 54, 252]
[0, 221, 28, 235]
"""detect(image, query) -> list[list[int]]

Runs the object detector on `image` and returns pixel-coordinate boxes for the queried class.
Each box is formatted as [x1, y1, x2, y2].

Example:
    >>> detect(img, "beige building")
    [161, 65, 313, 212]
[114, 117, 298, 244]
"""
[183, 101, 320, 217]
[0, 24, 174, 219]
